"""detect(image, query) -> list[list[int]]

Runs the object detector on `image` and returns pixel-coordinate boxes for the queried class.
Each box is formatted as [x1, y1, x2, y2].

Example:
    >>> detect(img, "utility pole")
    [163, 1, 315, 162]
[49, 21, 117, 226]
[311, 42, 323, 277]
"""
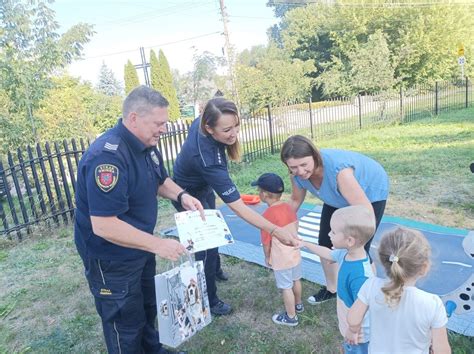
[134, 46, 151, 87]
[218, 0, 239, 105]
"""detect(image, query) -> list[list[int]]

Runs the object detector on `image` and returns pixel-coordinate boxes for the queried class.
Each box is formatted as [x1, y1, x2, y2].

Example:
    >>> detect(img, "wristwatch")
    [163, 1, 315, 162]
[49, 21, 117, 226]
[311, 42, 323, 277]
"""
[177, 190, 189, 204]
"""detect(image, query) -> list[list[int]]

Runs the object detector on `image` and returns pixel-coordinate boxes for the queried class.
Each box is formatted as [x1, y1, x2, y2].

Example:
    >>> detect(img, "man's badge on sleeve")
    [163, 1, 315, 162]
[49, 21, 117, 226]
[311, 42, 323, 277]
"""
[95, 164, 119, 192]
[150, 150, 160, 166]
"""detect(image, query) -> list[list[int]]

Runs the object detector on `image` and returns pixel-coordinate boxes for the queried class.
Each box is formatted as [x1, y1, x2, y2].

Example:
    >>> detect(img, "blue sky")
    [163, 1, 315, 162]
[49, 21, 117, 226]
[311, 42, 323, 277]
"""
[52, 0, 278, 85]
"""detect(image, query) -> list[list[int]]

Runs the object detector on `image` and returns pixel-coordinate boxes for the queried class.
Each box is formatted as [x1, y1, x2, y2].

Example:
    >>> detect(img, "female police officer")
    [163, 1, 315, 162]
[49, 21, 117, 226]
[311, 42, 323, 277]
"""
[172, 97, 298, 316]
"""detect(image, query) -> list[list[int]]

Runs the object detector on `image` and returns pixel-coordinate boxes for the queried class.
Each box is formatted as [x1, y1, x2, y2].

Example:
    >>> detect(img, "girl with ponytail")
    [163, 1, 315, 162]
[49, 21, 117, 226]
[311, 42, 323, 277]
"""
[346, 227, 451, 354]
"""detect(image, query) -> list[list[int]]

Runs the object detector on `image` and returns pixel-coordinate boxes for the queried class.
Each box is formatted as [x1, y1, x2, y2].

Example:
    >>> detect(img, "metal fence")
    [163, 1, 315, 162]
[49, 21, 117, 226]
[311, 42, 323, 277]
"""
[1, 78, 472, 238]
[0, 139, 88, 239]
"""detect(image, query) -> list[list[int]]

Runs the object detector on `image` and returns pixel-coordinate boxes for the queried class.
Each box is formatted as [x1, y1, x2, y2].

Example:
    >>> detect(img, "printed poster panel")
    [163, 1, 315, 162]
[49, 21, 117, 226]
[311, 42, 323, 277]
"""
[175, 209, 234, 253]
[155, 260, 211, 348]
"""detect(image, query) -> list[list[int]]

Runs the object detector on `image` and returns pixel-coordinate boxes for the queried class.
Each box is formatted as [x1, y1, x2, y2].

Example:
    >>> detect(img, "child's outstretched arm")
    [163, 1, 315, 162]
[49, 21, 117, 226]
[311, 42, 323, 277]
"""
[431, 327, 451, 354]
[346, 299, 369, 345]
[302, 241, 334, 262]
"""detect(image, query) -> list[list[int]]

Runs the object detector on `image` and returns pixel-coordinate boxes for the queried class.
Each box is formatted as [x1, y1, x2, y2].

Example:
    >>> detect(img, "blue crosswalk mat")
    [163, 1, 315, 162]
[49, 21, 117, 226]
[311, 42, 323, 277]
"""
[161, 203, 473, 336]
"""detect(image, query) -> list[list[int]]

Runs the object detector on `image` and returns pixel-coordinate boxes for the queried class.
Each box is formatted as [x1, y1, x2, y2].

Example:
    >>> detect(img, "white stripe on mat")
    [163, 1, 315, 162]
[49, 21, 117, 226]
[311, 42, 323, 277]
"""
[301, 250, 321, 263]
[298, 228, 319, 237]
[299, 235, 318, 243]
[299, 221, 320, 230]
[300, 216, 321, 224]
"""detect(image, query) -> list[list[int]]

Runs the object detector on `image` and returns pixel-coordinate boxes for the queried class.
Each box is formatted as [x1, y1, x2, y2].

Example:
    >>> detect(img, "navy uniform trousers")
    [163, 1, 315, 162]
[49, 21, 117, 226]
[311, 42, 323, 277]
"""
[81, 252, 162, 354]
[172, 187, 220, 307]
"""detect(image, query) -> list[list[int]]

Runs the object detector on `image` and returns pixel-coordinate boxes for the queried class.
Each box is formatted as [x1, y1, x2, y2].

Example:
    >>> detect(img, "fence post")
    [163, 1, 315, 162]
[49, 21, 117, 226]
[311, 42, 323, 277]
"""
[466, 77, 469, 108]
[8, 152, 29, 236]
[36, 143, 59, 225]
[399, 86, 404, 123]
[17, 148, 37, 221]
[0, 160, 22, 239]
[308, 97, 314, 140]
[358, 94, 362, 129]
[0, 188, 8, 236]
[267, 105, 274, 154]
[435, 81, 439, 115]
[0, 161, 12, 237]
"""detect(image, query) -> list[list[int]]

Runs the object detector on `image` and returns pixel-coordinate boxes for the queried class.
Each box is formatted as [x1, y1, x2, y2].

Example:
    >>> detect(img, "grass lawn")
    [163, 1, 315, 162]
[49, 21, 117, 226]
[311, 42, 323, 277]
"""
[1, 108, 473, 353]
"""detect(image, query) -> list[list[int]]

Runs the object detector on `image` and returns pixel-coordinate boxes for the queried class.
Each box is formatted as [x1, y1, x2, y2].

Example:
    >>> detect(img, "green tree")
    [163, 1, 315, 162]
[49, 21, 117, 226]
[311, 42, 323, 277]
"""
[124, 60, 139, 94]
[0, 0, 94, 150]
[91, 93, 122, 133]
[35, 76, 98, 142]
[317, 30, 397, 96]
[149, 49, 160, 88]
[97, 62, 122, 96]
[150, 49, 180, 121]
[0, 92, 25, 155]
[178, 51, 224, 106]
[236, 44, 314, 110]
[349, 31, 396, 93]
[35, 75, 123, 142]
[266, 0, 306, 47]
[280, 1, 474, 94]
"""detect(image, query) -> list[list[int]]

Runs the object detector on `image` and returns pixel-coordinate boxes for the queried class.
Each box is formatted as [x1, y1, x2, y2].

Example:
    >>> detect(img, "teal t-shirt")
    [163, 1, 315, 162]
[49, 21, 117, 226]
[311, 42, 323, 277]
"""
[294, 149, 389, 208]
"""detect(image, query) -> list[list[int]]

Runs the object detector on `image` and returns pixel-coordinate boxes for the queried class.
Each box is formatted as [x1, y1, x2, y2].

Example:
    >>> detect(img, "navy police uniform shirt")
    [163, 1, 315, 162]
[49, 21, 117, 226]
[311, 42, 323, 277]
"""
[74, 119, 168, 261]
[173, 118, 240, 203]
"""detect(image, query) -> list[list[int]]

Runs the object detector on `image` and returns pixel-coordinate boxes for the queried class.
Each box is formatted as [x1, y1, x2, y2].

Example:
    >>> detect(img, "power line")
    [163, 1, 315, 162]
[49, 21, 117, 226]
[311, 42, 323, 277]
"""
[272, 1, 474, 7]
[83, 31, 222, 60]
[95, 1, 216, 29]
[229, 15, 276, 20]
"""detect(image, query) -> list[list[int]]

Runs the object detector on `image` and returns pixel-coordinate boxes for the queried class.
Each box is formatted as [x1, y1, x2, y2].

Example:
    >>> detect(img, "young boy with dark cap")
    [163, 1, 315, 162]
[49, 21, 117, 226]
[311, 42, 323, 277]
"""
[251, 173, 303, 326]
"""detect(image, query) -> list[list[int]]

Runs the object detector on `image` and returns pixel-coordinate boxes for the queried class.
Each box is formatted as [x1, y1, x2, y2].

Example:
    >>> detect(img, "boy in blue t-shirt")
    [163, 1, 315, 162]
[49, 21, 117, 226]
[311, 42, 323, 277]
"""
[302, 205, 375, 354]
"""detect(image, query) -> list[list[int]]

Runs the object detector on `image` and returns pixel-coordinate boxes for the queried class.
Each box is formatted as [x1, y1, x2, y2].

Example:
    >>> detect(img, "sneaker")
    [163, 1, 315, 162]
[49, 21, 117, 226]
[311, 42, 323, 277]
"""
[210, 300, 232, 316]
[216, 269, 229, 281]
[307, 286, 337, 305]
[272, 312, 298, 327]
[295, 303, 304, 313]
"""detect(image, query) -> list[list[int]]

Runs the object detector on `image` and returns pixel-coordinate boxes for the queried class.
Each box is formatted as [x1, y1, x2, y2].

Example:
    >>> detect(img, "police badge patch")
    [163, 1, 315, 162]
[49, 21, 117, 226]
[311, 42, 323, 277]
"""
[150, 150, 160, 166]
[95, 164, 119, 192]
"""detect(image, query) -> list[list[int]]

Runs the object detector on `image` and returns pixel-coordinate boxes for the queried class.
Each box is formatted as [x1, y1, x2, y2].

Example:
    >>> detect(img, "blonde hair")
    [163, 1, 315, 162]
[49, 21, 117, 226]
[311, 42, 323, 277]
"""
[378, 227, 431, 307]
[332, 205, 375, 245]
[259, 188, 282, 201]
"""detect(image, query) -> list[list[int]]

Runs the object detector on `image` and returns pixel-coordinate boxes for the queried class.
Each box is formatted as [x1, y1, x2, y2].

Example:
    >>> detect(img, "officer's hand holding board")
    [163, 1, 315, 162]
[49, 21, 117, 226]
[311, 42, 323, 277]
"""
[89, 163, 204, 261]
[152, 191, 206, 261]
[178, 191, 206, 221]
[149, 238, 186, 261]
[147, 188, 205, 262]
[144, 189, 205, 261]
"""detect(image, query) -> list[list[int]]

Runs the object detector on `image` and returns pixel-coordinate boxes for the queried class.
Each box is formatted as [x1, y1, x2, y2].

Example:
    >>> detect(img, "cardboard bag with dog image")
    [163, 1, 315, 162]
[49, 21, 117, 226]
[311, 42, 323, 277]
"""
[155, 256, 212, 348]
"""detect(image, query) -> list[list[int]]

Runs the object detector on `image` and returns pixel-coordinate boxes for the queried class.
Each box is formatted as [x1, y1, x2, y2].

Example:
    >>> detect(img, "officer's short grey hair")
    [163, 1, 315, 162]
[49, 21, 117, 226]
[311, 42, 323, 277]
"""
[123, 85, 169, 120]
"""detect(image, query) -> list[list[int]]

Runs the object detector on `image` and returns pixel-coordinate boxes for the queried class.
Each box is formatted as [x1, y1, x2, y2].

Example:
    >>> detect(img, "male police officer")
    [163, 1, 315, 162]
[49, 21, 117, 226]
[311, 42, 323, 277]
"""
[74, 86, 203, 353]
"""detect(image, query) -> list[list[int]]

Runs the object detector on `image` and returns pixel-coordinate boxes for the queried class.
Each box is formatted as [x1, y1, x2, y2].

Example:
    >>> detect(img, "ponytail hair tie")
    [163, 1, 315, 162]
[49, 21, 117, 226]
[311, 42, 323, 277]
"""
[389, 255, 399, 263]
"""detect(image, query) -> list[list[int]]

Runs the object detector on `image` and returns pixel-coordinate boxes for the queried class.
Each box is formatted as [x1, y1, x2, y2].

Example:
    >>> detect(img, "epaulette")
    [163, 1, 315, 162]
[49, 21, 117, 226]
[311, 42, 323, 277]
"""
[102, 135, 121, 154]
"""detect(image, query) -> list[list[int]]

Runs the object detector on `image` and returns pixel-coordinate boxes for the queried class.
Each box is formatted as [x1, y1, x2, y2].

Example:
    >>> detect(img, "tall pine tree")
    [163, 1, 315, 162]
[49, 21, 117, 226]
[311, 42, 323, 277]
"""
[150, 49, 180, 121]
[97, 62, 122, 96]
[150, 49, 160, 88]
[124, 60, 139, 95]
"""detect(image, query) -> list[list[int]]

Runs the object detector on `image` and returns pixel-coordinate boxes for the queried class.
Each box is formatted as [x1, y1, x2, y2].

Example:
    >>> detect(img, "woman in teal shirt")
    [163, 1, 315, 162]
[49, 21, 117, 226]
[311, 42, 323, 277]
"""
[280, 135, 389, 305]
